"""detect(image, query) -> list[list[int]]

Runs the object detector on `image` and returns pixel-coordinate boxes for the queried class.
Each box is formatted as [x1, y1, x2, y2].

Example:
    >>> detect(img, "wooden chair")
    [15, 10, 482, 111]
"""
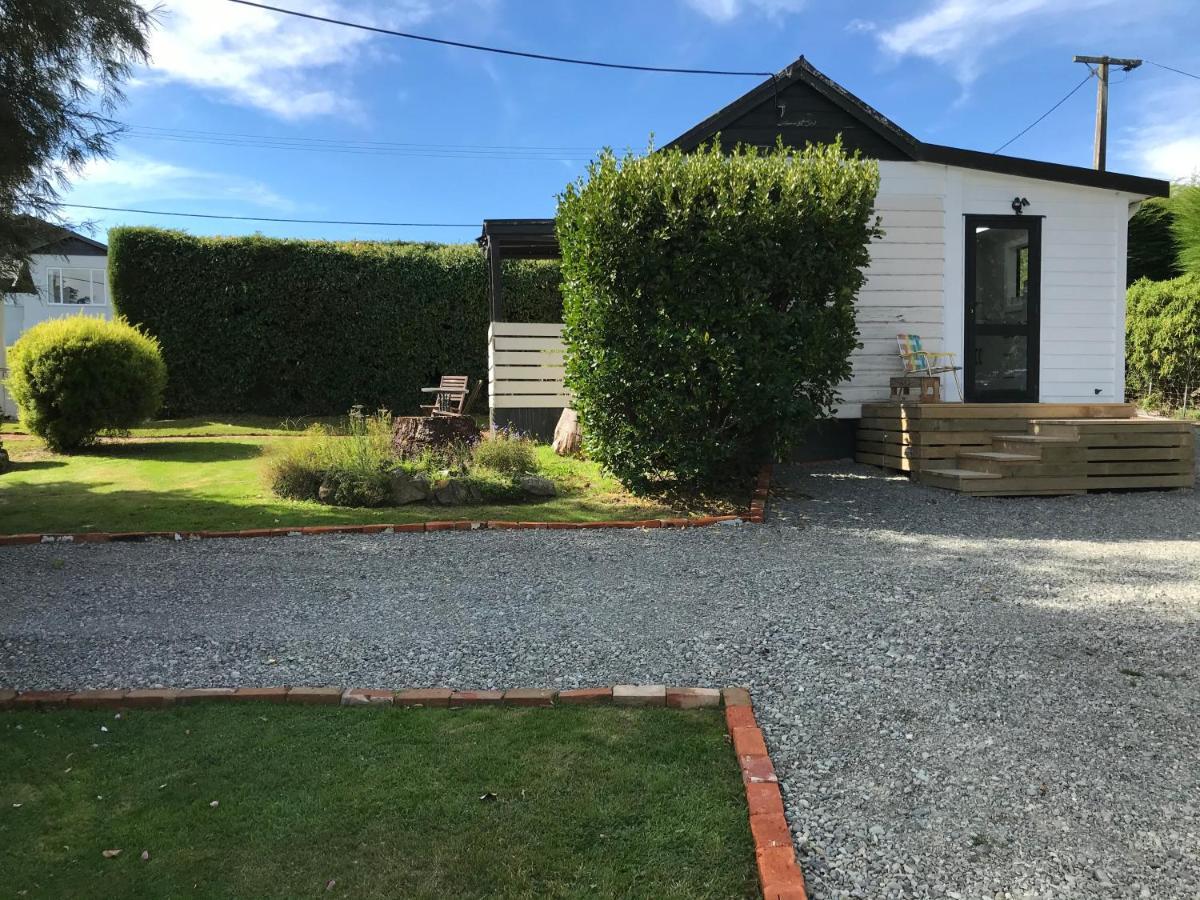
[896, 334, 963, 401]
[420, 375, 470, 417]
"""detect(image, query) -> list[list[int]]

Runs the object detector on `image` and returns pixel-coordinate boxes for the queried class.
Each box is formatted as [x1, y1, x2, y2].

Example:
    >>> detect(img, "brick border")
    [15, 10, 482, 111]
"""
[0, 465, 772, 546]
[0, 679, 801, 900]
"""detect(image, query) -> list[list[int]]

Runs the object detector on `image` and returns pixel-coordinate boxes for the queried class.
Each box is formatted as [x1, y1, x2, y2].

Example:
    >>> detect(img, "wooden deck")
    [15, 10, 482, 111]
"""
[857, 402, 1195, 496]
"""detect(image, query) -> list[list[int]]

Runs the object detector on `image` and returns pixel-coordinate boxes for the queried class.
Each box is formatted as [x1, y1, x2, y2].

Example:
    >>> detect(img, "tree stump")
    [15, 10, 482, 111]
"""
[392, 415, 480, 460]
[552, 408, 582, 456]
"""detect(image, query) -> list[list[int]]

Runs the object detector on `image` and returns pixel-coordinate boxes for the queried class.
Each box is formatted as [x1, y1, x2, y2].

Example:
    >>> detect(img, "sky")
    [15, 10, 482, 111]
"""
[63, 0, 1200, 246]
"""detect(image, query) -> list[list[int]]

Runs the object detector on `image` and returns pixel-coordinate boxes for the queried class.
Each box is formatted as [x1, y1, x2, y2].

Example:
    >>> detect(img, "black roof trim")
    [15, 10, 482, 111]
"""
[663, 56, 1169, 198]
[917, 143, 1168, 197]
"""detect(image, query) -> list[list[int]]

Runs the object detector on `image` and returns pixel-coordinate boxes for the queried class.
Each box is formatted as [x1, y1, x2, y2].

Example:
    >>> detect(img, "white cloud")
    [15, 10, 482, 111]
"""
[866, 0, 1121, 85]
[1117, 82, 1200, 182]
[142, 0, 452, 119]
[69, 152, 294, 210]
[682, 0, 806, 24]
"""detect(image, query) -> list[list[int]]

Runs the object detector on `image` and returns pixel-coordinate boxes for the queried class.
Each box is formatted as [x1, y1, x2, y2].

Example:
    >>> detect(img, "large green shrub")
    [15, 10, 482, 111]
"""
[1127, 197, 1181, 285]
[1126, 273, 1200, 411]
[5, 315, 166, 451]
[556, 139, 880, 492]
[108, 229, 561, 416]
[1172, 183, 1200, 277]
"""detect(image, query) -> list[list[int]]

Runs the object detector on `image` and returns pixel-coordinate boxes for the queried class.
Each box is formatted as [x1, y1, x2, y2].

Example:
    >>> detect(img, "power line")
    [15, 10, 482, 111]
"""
[1148, 60, 1200, 80]
[62, 203, 475, 227]
[993, 72, 1094, 154]
[226, 0, 773, 77]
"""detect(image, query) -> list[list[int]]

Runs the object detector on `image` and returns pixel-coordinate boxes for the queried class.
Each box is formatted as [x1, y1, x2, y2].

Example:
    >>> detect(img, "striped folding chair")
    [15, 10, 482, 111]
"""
[896, 334, 963, 401]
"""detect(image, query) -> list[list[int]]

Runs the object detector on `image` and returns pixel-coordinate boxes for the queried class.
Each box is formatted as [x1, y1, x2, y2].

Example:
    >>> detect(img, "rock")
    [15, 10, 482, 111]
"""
[388, 470, 430, 505]
[317, 479, 335, 504]
[517, 475, 556, 497]
[552, 408, 581, 456]
[434, 478, 481, 506]
[392, 415, 479, 460]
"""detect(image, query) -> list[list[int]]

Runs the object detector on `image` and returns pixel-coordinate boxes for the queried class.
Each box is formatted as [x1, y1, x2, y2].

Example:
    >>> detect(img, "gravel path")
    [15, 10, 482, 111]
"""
[3, 461, 1199, 900]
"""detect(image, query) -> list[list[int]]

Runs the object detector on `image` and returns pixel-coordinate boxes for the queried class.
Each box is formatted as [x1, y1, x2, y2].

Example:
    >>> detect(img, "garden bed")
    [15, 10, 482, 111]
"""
[0, 703, 758, 899]
[0, 436, 740, 535]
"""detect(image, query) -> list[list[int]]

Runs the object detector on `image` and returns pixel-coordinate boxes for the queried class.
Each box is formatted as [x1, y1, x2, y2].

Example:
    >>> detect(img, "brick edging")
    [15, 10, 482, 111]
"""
[724, 687, 808, 900]
[0, 465, 773, 546]
[1, 680, 802, 900]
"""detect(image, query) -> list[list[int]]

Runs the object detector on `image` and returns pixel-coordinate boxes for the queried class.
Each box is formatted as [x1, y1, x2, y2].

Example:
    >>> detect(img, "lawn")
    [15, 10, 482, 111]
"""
[0, 436, 692, 534]
[0, 704, 757, 899]
[0, 414, 340, 438]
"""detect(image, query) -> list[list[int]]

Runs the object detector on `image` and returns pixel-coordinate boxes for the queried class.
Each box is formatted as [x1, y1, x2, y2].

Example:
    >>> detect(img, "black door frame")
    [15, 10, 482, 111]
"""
[963, 214, 1042, 403]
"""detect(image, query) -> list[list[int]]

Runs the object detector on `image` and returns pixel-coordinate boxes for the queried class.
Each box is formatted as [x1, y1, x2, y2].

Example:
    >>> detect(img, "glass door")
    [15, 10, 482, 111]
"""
[964, 215, 1040, 402]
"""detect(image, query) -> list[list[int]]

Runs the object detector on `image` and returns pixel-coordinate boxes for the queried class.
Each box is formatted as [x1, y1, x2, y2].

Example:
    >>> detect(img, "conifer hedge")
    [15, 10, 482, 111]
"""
[108, 228, 561, 415]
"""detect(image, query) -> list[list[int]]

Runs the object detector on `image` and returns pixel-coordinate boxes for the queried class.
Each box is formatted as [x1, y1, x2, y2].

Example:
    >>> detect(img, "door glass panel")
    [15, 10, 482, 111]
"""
[973, 334, 1028, 394]
[973, 227, 1030, 325]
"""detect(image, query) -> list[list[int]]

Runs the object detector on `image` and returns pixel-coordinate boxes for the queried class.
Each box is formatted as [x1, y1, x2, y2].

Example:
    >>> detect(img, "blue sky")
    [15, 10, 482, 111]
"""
[66, 0, 1200, 245]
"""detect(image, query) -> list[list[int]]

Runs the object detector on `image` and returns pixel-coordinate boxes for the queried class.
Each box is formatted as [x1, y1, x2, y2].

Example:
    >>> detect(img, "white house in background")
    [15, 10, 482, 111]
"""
[2, 225, 110, 416]
[480, 57, 1170, 450]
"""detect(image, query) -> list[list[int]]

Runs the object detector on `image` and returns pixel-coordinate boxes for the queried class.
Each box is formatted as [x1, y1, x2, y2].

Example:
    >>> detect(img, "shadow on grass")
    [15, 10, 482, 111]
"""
[80, 440, 265, 464]
[4, 459, 68, 472]
[0, 478, 673, 535]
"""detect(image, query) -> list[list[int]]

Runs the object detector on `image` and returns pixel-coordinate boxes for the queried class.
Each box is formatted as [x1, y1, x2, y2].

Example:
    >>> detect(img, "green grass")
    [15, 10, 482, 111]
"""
[0, 704, 757, 899]
[0, 439, 689, 534]
[1, 414, 340, 437]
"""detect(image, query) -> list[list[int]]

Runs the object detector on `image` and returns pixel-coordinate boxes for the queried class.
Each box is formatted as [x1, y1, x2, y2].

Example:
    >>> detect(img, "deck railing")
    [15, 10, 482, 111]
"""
[487, 322, 571, 412]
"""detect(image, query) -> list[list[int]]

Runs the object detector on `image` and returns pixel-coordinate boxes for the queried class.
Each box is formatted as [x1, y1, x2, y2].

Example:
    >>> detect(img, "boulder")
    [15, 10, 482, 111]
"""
[552, 408, 581, 456]
[518, 475, 557, 497]
[434, 478, 482, 506]
[317, 479, 336, 504]
[389, 470, 430, 505]
[392, 415, 480, 460]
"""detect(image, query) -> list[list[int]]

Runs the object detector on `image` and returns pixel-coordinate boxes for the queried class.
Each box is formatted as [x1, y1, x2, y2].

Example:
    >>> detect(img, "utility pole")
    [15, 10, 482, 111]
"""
[1073, 55, 1142, 171]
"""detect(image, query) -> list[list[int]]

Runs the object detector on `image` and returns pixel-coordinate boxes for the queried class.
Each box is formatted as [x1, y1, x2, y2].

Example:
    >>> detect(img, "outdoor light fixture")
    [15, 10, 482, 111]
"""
[1012, 197, 1031, 214]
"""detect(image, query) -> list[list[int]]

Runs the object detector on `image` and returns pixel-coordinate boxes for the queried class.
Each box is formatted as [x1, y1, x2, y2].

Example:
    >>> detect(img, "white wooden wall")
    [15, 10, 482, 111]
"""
[488, 322, 572, 409]
[835, 161, 1139, 418]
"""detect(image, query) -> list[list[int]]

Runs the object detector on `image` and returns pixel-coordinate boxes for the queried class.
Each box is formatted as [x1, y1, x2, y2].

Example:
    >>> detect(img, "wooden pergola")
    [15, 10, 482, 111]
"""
[478, 219, 558, 322]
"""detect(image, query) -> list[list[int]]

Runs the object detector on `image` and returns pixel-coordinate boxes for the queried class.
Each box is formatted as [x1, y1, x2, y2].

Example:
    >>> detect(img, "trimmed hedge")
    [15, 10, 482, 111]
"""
[108, 228, 561, 416]
[557, 139, 880, 492]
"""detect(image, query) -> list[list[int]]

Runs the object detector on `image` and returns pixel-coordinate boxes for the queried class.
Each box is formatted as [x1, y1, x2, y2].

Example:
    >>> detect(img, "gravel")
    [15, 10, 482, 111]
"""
[3, 459, 1199, 899]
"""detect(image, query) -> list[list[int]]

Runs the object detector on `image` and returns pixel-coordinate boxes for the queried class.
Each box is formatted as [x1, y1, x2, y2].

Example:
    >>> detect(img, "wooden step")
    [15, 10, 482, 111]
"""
[860, 402, 1137, 420]
[958, 450, 1041, 462]
[992, 434, 1078, 444]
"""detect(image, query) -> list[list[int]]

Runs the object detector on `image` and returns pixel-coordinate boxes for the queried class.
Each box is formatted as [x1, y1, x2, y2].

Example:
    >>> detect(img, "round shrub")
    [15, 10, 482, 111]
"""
[5, 315, 167, 452]
[556, 139, 881, 492]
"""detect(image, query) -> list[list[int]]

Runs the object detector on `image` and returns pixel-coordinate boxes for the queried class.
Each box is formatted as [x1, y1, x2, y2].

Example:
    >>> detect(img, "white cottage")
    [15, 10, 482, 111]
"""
[481, 57, 1170, 467]
[2, 225, 110, 416]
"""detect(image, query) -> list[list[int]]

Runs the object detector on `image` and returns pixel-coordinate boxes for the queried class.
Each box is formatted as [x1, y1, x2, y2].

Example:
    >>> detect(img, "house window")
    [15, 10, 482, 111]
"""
[46, 267, 107, 306]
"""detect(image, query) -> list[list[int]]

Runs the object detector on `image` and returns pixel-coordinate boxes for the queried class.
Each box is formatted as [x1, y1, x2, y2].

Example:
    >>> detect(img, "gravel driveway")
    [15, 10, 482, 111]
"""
[3, 460, 1199, 900]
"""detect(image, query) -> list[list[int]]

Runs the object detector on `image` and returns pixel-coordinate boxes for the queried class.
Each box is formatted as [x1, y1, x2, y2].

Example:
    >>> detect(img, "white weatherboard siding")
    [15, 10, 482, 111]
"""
[2, 252, 111, 417]
[835, 161, 1137, 418]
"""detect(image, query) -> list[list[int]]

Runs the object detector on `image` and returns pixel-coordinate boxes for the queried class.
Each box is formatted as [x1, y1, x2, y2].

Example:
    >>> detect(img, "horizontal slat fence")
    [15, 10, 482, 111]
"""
[488, 322, 572, 410]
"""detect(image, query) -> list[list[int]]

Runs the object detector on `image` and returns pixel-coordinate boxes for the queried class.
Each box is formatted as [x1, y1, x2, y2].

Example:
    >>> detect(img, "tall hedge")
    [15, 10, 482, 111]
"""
[557, 139, 880, 492]
[108, 229, 561, 416]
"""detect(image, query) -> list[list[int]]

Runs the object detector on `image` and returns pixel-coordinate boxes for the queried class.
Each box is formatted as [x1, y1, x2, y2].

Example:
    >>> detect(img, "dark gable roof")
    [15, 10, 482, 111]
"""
[664, 56, 1169, 198]
[12, 217, 108, 256]
[32, 227, 108, 256]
